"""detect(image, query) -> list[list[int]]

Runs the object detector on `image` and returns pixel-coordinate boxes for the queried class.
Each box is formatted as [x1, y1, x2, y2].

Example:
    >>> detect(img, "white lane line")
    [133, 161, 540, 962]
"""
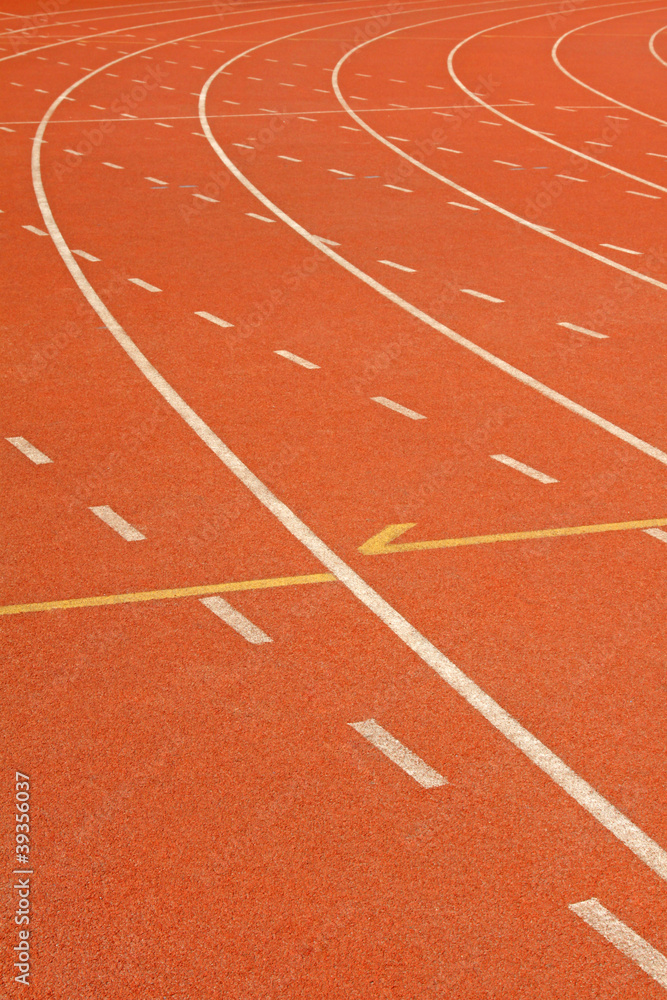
[600, 243, 642, 255]
[437, 145, 462, 153]
[627, 190, 661, 200]
[558, 321, 608, 339]
[647, 152, 667, 159]
[371, 396, 425, 420]
[277, 154, 301, 162]
[569, 899, 667, 990]
[246, 211, 275, 222]
[127, 277, 161, 292]
[494, 159, 521, 166]
[22, 225, 48, 236]
[645, 527, 667, 543]
[461, 287, 503, 302]
[385, 183, 412, 192]
[329, 168, 354, 176]
[89, 505, 145, 541]
[200, 596, 272, 644]
[72, 249, 100, 262]
[350, 719, 447, 788]
[491, 453, 558, 483]
[193, 192, 218, 202]
[378, 259, 416, 273]
[103, 161, 123, 169]
[194, 310, 233, 328]
[449, 200, 479, 211]
[6, 437, 52, 464]
[556, 173, 587, 182]
[275, 349, 319, 369]
[145, 175, 167, 184]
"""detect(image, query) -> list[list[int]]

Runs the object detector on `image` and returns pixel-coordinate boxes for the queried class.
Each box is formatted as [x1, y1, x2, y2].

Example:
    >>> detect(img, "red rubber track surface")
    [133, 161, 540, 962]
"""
[1, 0, 667, 997]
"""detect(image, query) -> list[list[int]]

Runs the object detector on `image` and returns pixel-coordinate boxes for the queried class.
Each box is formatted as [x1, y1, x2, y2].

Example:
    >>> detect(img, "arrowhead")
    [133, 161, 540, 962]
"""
[358, 523, 417, 555]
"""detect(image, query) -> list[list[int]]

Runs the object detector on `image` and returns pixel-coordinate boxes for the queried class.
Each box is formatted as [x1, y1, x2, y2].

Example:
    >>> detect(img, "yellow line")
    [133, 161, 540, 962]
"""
[0, 573, 337, 617]
[362, 517, 667, 554]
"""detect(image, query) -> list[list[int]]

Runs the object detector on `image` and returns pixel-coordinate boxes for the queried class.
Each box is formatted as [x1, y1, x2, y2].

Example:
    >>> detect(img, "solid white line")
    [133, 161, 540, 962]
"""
[600, 243, 642, 255]
[22, 225, 48, 236]
[449, 201, 479, 211]
[558, 322, 608, 339]
[246, 211, 275, 222]
[274, 349, 319, 369]
[378, 259, 416, 273]
[371, 396, 425, 420]
[193, 192, 218, 202]
[277, 154, 301, 161]
[89, 505, 145, 541]
[626, 190, 660, 199]
[385, 183, 412, 192]
[350, 720, 447, 787]
[461, 287, 503, 302]
[145, 175, 167, 184]
[569, 899, 667, 989]
[103, 161, 123, 169]
[29, 3, 667, 892]
[6, 437, 52, 464]
[128, 278, 161, 292]
[491, 453, 558, 483]
[72, 249, 100, 262]
[644, 527, 667, 544]
[194, 310, 233, 328]
[200, 596, 272, 643]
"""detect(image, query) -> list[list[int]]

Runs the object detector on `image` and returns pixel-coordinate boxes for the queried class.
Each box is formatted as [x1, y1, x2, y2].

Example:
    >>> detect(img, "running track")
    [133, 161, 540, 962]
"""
[1, 0, 667, 996]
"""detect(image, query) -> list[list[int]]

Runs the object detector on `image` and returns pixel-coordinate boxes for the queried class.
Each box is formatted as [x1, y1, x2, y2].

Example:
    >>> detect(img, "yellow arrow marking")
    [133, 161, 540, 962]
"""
[0, 572, 336, 618]
[359, 517, 667, 555]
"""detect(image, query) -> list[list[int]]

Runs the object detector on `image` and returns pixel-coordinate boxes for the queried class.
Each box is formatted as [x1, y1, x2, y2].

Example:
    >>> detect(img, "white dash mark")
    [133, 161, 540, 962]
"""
[145, 176, 168, 185]
[494, 159, 521, 167]
[626, 190, 660, 199]
[390, 79, 406, 83]
[355, 73, 372, 77]
[200, 596, 272, 643]
[387, 135, 409, 142]
[569, 899, 667, 990]
[222, 99, 240, 105]
[329, 168, 354, 176]
[90, 104, 105, 110]
[127, 278, 161, 292]
[558, 322, 608, 339]
[6, 437, 52, 464]
[585, 140, 612, 147]
[449, 201, 479, 211]
[72, 249, 100, 262]
[556, 173, 587, 182]
[246, 212, 275, 222]
[645, 527, 667, 543]
[120, 113, 137, 118]
[313, 88, 329, 94]
[461, 288, 503, 302]
[313, 235, 340, 246]
[340, 125, 361, 131]
[233, 143, 254, 149]
[350, 720, 446, 787]
[154, 122, 173, 128]
[349, 95, 369, 101]
[427, 84, 445, 89]
[437, 145, 462, 153]
[646, 152, 667, 159]
[297, 116, 317, 122]
[371, 396, 425, 420]
[22, 225, 48, 236]
[385, 184, 413, 192]
[193, 193, 218, 202]
[275, 350, 319, 369]
[103, 161, 124, 169]
[63, 148, 83, 156]
[0, 126, 16, 132]
[89, 506, 145, 540]
[194, 311, 233, 328]
[378, 259, 416, 273]
[279, 82, 295, 87]
[491, 454, 558, 483]
[479, 119, 502, 126]
[278, 154, 301, 162]
[599, 243, 642, 255]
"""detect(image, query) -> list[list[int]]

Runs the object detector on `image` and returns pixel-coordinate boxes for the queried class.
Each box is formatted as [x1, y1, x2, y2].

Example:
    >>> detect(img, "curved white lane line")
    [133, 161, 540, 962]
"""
[31, 2, 667, 889]
[330, 11, 667, 295]
[649, 22, 667, 63]
[447, 4, 667, 195]
[553, 7, 667, 126]
[0, 2, 230, 36]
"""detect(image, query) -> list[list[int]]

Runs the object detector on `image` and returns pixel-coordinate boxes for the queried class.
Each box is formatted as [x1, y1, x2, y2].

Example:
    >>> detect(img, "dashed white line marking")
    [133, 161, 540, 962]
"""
[645, 527, 667, 543]
[371, 396, 425, 419]
[378, 259, 416, 273]
[103, 162, 123, 169]
[145, 176, 168, 185]
[89, 506, 145, 541]
[90, 104, 105, 110]
[246, 212, 275, 222]
[329, 168, 354, 176]
[479, 119, 502, 125]
[193, 193, 218, 202]
[569, 899, 667, 990]
[427, 84, 445, 89]
[313, 88, 329, 94]
[388, 102, 409, 108]
[461, 288, 503, 302]
[385, 183, 412, 192]
[349, 95, 368, 101]
[10, 82, 23, 87]
[355, 73, 372, 77]
[647, 152, 667, 159]
[297, 116, 317, 122]
[127, 278, 161, 292]
[390, 78, 406, 83]
[233, 143, 254, 149]
[599, 243, 642, 255]
[277, 154, 301, 162]
[35, 88, 48, 94]
[340, 125, 361, 131]
[350, 720, 446, 787]
[558, 322, 608, 339]
[275, 349, 319, 369]
[6, 437, 52, 464]
[0, 126, 15, 132]
[491, 454, 558, 483]
[556, 173, 587, 182]
[64, 148, 83, 156]
[200, 596, 272, 643]
[22, 225, 48, 236]
[627, 190, 661, 199]
[449, 201, 479, 211]
[160, 85, 175, 91]
[264, 57, 278, 62]
[437, 145, 462, 153]
[279, 82, 295, 87]
[585, 140, 612, 147]
[222, 99, 240, 105]
[494, 159, 521, 167]
[195, 310, 233, 328]
[155, 122, 173, 128]
[313, 235, 340, 246]
[120, 113, 138, 119]
[387, 135, 409, 142]
[248, 76, 262, 81]
[72, 249, 100, 262]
